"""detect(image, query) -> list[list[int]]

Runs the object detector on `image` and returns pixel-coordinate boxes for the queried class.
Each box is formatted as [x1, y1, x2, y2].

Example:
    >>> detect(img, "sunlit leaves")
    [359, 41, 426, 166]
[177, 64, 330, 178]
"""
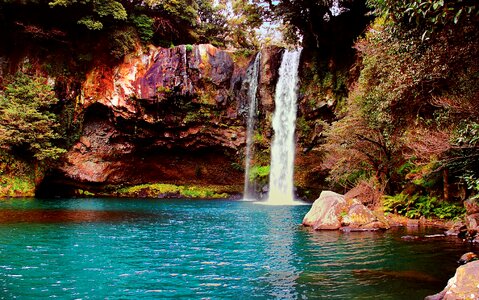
[367, 0, 479, 34]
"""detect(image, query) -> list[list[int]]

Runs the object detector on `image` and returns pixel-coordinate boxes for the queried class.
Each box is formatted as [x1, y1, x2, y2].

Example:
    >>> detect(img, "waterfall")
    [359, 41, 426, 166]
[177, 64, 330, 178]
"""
[266, 49, 302, 205]
[243, 53, 261, 200]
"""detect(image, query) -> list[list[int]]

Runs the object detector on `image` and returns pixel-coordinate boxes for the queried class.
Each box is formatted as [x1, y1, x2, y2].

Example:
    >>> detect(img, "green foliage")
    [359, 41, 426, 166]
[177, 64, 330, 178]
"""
[182, 105, 213, 124]
[77, 16, 104, 30]
[324, 5, 479, 196]
[185, 44, 194, 52]
[95, 0, 127, 20]
[49, 0, 127, 30]
[296, 116, 312, 139]
[3, 0, 263, 58]
[462, 172, 479, 193]
[0, 151, 36, 197]
[448, 121, 479, 195]
[195, 0, 229, 46]
[130, 14, 154, 43]
[368, 0, 479, 38]
[299, 58, 349, 117]
[454, 121, 479, 146]
[223, 0, 265, 49]
[150, 0, 198, 24]
[383, 193, 465, 219]
[0, 73, 66, 161]
[77, 189, 95, 196]
[249, 165, 270, 182]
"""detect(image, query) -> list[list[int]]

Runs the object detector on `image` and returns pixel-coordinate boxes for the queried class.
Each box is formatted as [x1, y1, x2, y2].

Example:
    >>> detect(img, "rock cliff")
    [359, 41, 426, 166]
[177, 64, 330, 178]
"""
[38, 44, 252, 196]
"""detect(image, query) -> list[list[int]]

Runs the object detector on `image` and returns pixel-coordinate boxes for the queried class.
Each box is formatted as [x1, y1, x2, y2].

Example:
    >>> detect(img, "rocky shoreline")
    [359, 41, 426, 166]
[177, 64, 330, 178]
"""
[302, 190, 479, 299]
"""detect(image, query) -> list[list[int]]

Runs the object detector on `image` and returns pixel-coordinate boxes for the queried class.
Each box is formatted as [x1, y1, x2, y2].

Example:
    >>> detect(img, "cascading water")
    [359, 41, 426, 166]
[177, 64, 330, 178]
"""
[243, 53, 261, 200]
[266, 48, 302, 205]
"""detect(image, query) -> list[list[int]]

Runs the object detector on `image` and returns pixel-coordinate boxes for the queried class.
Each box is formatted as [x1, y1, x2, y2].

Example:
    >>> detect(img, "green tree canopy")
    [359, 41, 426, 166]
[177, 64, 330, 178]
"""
[0, 73, 66, 161]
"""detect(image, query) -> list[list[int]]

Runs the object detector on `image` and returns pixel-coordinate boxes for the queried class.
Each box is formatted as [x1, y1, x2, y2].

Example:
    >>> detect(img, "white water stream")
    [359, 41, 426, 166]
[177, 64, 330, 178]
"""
[266, 49, 302, 205]
[243, 53, 261, 200]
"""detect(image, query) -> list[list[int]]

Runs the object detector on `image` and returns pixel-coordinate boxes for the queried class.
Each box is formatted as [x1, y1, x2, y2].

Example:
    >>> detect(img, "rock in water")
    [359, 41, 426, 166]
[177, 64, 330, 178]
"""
[445, 221, 466, 236]
[302, 191, 347, 230]
[302, 191, 388, 231]
[458, 252, 478, 265]
[425, 260, 479, 300]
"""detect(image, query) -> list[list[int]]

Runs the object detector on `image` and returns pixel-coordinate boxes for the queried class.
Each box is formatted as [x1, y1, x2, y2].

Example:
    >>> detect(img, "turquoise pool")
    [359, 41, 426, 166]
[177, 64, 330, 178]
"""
[0, 198, 476, 299]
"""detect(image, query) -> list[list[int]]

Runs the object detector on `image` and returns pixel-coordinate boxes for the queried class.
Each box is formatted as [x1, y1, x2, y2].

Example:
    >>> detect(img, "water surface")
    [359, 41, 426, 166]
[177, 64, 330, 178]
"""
[0, 198, 476, 299]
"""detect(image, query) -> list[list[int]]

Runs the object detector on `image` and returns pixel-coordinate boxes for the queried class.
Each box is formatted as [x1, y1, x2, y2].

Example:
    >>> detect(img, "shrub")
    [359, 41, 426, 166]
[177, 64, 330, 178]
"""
[249, 165, 270, 182]
[130, 14, 154, 43]
[383, 193, 465, 219]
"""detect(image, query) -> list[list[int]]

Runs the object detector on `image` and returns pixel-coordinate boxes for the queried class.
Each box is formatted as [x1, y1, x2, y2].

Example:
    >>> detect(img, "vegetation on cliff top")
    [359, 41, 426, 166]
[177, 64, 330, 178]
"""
[0, 0, 267, 56]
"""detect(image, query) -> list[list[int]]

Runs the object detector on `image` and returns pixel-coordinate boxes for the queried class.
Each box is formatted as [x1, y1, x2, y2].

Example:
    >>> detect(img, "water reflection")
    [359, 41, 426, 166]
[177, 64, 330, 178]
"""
[262, 207, 300, 298]
[0, 209, 153, 223]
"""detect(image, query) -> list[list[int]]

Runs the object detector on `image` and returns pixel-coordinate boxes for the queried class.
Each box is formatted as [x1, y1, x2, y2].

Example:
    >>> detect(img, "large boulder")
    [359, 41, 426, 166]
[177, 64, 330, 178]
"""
[302, 191, 389, 231]
[425, 260, 479, 300]
[445, 221, 467, 236]
[303, 191, 349, 230]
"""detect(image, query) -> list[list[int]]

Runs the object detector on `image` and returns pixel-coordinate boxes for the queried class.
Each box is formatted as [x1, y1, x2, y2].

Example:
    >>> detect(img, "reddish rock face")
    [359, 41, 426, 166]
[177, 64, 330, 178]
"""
[81, 44, 235, 121]
[258, 46, 283, 113]
[34, 43, 323, 198]
[48, 101, 245, 194]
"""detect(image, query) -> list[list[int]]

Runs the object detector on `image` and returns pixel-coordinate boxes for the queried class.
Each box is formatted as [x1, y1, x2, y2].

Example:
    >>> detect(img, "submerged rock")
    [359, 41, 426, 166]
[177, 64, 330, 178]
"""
[424, 234, 446, 238]
[302, 191, 389, 231]
[445, 221, 467, 236]
[353, 269, 440, 284]
[425, 260, 479, 300]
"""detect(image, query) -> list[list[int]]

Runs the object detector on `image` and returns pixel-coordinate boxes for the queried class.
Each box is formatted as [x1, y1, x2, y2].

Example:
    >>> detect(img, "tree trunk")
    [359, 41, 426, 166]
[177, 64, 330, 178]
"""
[443, 168, 449, 201]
